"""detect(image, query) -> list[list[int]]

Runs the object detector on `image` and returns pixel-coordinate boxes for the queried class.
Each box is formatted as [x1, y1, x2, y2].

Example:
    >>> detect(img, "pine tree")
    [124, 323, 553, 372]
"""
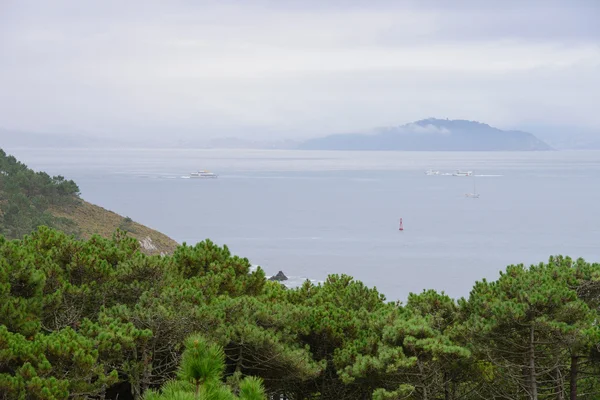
[460, 257, 600, 399]
[143, 334, 266, 400]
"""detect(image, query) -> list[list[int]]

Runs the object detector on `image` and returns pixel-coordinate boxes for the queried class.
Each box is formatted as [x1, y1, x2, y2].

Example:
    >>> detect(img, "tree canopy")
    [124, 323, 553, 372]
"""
[0, 149, 80, 238]
[1, 227, 600, 400]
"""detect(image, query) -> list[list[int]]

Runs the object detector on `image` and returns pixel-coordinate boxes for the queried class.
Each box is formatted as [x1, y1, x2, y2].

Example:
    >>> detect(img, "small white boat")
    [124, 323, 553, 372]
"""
[453, 170, 473, 177]
[465, 174, 480, 198]
[189, 170, 218, 178]
[425, 169, 440, 175]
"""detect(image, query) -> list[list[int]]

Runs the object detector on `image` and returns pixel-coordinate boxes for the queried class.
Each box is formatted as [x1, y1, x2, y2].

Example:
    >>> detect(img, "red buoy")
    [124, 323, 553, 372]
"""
[399, 218, 404, 231]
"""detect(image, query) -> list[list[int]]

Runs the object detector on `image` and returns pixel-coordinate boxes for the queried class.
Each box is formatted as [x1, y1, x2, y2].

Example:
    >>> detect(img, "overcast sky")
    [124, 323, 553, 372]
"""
[1, 0, 599, 141]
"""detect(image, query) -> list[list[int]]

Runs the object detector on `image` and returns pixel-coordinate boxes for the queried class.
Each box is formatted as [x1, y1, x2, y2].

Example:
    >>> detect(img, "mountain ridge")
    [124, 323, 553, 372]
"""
[298, 118, 552, 151]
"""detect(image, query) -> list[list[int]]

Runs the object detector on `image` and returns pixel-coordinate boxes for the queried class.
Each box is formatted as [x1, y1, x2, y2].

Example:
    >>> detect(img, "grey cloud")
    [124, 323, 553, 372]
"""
[435, 5, 600, 42]
[0, 0, 598, 141]
[404, 124, 451, 135]
[239, 0, 600, 42]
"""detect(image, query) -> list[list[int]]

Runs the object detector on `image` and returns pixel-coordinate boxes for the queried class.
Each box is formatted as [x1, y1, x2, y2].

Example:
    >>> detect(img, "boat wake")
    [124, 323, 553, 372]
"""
[283, 275, 324, 289]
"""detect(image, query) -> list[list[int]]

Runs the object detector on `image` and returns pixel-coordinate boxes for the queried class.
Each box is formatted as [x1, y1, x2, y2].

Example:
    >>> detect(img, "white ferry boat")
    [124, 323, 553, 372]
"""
[189, 170, 218, 179]
[452, 170, 473, 177]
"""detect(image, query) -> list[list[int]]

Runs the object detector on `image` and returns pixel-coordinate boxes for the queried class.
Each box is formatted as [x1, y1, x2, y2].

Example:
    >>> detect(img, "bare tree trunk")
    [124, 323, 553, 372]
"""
[529, 324, 538, 400]
[554, 367, 565, 400]
[99, 383, 106, 400]
[131, 379, 142, 400]
[452, 379, 457, 400]
[570, 356, 578, 400]
[524, 362, 531, 397]
[141, 348, 153, 395]
[417, 360, 428, 400]
[236, 346, 243, 372]
[444, 371, 450, 400]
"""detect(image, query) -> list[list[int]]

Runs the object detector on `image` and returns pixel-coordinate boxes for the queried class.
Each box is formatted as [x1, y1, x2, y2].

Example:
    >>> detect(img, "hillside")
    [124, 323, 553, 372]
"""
[298, 118, 552, 151]
[50, 199, 178, 255]
[0, 148, 178, 255]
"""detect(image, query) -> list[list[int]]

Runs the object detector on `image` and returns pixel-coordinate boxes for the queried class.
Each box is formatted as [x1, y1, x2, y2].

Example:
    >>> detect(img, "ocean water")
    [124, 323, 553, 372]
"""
[6, 147, 600, 301]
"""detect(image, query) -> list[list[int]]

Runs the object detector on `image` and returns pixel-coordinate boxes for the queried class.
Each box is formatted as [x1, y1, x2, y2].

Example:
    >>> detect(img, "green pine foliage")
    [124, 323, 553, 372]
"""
[2, 225, 600, 399]
[143, 333, 267, 400]
[0, 149, 80, 239]
[459, 256, 600, 399]
[178, 335, 226, 390]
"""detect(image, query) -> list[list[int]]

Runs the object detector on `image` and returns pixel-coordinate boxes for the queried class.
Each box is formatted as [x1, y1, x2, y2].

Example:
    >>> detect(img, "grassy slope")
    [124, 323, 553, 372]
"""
[50, 199, 179, 255]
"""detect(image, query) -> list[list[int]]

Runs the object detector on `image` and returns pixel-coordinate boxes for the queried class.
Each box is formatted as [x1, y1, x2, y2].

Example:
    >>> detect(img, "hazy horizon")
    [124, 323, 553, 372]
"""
[1, 0, 599, 142]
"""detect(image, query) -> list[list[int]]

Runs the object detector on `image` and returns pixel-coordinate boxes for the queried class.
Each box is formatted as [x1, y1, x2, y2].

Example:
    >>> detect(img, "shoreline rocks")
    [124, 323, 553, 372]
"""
[269, 271, 288, 282]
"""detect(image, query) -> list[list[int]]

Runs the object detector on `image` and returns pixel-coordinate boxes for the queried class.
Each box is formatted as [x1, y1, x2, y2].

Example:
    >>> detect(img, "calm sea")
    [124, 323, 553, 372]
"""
[6, 147, 600, 301]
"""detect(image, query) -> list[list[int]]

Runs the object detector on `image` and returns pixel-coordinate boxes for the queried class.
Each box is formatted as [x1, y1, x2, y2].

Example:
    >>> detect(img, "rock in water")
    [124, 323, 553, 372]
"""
[269, 271, 288, 281]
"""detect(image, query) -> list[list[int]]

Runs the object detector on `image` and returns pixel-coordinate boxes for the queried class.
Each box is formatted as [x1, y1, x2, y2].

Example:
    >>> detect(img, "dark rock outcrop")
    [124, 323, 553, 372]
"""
[269, 271, 288, 281]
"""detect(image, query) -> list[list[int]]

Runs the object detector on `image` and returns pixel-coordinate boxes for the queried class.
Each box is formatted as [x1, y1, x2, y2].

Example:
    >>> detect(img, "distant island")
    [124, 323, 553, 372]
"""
[297, 118, 552, 151]
[9, 120, 600, 151]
